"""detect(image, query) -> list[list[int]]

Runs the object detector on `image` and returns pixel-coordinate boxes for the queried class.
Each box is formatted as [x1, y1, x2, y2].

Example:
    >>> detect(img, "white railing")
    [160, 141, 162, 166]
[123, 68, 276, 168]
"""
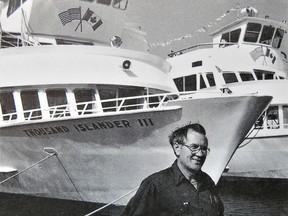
[0, 92, 179, 125]
[167, 42, 238, 57]
[0, 31, 38, 48]
[167, 41, 279, 57]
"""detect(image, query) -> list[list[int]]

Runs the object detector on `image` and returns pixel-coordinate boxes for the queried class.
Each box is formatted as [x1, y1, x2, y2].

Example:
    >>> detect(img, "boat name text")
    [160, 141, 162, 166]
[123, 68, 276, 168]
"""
[22, 118, 154, 137]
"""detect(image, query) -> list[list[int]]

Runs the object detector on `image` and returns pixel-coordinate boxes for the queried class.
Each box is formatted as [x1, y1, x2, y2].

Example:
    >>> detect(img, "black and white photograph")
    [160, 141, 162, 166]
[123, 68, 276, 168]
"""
[0, 0, 287, 215]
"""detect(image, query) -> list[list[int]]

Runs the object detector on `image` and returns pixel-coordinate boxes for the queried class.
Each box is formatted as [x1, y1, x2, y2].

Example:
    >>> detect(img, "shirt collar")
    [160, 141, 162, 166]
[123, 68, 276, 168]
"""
[171, 160, 207, 188]
[171, 160, 189, 186]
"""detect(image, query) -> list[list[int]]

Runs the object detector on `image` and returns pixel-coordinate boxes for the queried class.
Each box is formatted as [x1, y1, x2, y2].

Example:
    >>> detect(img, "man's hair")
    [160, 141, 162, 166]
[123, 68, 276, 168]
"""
[169, 123, 207, 148]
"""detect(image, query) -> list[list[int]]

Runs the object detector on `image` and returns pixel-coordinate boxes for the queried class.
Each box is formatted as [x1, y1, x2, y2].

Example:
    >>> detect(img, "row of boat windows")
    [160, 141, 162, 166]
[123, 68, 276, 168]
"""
[255, 105, 288, 130]
[174, 70, 283, 92]
[7, 0, 128, 17]
[0, 86, 157, 121]
[220, 22, 284, 48]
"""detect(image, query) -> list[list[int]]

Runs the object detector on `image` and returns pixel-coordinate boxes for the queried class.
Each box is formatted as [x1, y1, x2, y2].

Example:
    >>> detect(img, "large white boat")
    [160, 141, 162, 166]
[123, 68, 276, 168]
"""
[168, 10, 288, 179]
[0, 0, 271, 207]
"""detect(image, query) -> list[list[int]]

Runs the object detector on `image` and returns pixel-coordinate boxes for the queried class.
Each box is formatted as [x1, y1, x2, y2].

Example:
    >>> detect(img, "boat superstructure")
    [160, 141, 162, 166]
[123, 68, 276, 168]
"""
[168, 13, 288, 179]
[0, 0, 272, 206]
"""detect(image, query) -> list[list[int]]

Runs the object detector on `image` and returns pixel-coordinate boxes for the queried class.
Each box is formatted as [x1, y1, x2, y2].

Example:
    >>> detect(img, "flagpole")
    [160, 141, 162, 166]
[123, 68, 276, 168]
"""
[80, 6, 82, 32]
[75, 6, 83, 32]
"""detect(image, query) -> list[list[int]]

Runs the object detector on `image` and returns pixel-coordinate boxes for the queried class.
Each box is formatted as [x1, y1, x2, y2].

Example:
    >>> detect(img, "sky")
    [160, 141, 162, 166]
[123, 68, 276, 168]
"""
[127, 0, 288, 58]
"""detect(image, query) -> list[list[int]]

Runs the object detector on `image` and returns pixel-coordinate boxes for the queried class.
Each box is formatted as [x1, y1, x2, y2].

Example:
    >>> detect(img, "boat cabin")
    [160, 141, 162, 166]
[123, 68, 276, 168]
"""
[6, 0, 128, 18]
[0, 0, 148, 52]
[0, 84, 172, 125]
[211, 17, 286, 50]
[0, 43, 178, 127]
[173, 68, 285, 92]
[170, 17, 288, 134]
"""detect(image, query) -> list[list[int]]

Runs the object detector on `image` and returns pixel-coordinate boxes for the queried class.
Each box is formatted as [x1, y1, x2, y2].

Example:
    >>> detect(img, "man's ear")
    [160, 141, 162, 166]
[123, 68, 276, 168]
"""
[173, 142, 181, 157]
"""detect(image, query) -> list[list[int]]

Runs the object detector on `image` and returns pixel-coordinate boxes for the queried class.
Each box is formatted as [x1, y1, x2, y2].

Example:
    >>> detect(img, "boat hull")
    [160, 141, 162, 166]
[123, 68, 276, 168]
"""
[0, 95, 271, 204]
[224, 135, 288, 179]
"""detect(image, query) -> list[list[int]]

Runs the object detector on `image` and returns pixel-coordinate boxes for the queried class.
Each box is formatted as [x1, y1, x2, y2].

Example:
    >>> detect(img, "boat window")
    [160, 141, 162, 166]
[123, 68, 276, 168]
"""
[254, 70, 275, 80]
[46, 89, 69, 117]
[21, 90, 42, 120]
[244, 23, 262, 43]
[118, 88, 144, 110]
[221, 33, 229, 45]
[0, 92, 17, 121]
[259, 25, 275, 45]
[283, 106, 288, 129]
[174, 77, 184, 92]
[220, 28, 241, 46]
[74, 89, 96, 115]
[98, 88, 117, 112]
[206, 73, 216, 87]
[97, 0, 112, 5]
[230, 29, 241, 42]
[223, 73, 238, 84]
[264, 73, 274, 80]
[185, 75, 197, 91]
[7, 0, 27, 17]
[272, 28, 284, 48]
[112, 0, 128, 10]
[239, 72, 255, 82]
[266, 106, 279, 129]
[192, 61, 202, 67]
[199, 75, 206, 89]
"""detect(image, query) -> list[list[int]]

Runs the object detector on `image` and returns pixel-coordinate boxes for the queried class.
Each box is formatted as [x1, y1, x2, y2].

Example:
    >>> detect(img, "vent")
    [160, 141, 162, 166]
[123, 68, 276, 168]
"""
[192, 61, 202, 67]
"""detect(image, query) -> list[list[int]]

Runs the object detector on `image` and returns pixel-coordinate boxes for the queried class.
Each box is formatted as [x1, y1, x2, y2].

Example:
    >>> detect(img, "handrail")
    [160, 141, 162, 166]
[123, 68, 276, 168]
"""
[167, 41, 279, 57]
[0, 31, 38, 48]
[168, 42, 238, 57]
[0, 92, 180, 125]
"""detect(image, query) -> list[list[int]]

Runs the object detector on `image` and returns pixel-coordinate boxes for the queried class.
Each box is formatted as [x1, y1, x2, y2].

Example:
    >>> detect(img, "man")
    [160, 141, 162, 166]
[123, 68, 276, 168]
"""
[120, 123, 224, 216]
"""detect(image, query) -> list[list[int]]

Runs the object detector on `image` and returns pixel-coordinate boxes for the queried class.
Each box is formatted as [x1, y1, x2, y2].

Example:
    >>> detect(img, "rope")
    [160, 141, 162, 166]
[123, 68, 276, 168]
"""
[0, 148, 83, 201]
[84, 186, 139, 216]
[238, 114, 267, 148]
[0, 152, 56, 185]
[21, 8, 40, 46]
[55, 155, 83, 201]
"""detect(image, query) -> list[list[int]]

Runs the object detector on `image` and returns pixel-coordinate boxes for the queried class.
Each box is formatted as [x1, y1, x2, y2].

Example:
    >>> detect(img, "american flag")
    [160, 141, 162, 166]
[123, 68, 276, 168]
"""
[59, 7, 81, 25]
[250, 47, 264, 61]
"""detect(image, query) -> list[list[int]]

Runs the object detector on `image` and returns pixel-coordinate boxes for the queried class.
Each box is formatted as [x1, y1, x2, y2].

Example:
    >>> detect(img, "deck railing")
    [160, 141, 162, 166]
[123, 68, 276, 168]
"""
[0, 31, 39, 48]
[0, 92, 179, 125]
[167, 42, 238, 57]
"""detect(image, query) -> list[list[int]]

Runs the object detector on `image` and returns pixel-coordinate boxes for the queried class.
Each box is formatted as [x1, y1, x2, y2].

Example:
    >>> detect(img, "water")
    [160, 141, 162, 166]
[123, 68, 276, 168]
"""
[218, 177, 288, 216]
[0, 177, 287, 215]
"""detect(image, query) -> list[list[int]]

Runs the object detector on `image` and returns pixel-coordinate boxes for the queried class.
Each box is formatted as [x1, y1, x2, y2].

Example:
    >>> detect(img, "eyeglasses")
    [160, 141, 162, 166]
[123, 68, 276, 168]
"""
[182, 144, 210, 155]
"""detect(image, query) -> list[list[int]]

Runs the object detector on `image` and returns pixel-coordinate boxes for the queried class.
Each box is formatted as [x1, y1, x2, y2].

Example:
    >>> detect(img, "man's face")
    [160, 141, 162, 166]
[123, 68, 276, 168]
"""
[175, 129, 208, 173]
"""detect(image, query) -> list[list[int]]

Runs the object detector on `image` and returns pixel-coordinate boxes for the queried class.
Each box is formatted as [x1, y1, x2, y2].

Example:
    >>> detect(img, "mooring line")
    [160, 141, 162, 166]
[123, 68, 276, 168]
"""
[55, 155, 84, 201]
[0, 152, 56, 185]
[84, 186, 139, 216]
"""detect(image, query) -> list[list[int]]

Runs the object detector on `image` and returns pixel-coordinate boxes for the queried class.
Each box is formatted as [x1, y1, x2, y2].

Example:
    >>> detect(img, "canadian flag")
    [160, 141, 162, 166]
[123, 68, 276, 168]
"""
[81, 9, 103, 31]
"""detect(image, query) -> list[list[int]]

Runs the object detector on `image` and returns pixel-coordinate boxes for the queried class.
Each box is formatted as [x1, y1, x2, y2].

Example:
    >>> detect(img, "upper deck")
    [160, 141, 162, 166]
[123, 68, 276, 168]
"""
[169, 16, 288, 60]
[0, 0, 148, 52]
[211, 17, 287, 50]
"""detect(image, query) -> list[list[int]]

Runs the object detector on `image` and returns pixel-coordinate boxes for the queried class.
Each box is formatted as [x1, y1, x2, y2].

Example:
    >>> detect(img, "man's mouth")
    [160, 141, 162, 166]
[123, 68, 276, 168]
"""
[191, 157, 203, 164]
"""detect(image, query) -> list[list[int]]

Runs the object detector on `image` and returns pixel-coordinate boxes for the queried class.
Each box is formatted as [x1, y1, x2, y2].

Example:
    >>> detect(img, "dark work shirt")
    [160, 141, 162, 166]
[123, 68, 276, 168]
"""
[120, 161, 224, 216]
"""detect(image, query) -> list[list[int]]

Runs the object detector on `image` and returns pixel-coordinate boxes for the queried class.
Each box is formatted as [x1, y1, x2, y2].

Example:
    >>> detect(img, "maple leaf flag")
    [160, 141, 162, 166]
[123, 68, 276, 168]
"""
[82, 9, 103, 31]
